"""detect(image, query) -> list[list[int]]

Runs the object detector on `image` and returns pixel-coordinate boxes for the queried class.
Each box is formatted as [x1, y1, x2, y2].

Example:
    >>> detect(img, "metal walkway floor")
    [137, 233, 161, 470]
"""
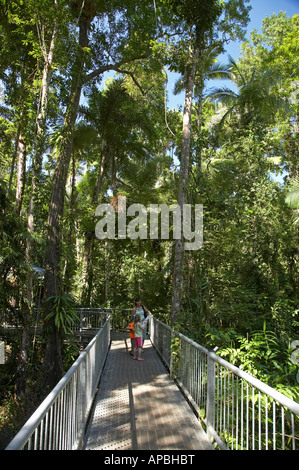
[83, 334, 214, 451]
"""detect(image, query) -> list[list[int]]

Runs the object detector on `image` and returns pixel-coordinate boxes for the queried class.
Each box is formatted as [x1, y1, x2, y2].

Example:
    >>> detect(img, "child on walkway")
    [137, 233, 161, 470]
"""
[131, 298, 151, 348]
[126, 320, 135, 355]
[133, 314, 151, 361]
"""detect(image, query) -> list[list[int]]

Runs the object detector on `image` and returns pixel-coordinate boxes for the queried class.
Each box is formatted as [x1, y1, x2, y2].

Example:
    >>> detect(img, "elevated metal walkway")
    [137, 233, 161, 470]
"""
[5, 310, 299, 451]
[83, 334, 213, 450]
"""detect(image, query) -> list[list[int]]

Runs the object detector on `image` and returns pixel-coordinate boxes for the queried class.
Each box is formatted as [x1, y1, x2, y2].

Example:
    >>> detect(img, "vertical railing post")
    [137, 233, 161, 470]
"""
[79, 309, 83, 342]
[207, 353, 215, 442]
[169, 329, 175, 377]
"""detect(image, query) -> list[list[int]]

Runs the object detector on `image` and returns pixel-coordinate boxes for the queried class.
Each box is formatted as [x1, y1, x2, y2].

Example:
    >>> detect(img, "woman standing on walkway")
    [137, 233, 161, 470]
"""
[131, 298, 151, 346]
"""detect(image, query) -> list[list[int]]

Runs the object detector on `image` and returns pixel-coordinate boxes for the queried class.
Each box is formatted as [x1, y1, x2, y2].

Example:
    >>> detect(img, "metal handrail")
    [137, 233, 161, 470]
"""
[4, 308, 132, 450]
[6, 311, 298, 450]
[5, 317, 111, 450]
[73, 307, 132, 334]
[148, 316, 299, 450]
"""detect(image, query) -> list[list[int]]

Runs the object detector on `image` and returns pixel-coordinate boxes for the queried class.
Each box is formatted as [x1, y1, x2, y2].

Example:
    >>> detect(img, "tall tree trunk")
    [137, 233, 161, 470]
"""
[16, 22, 58, 398]
[64, 153, 78, 293]
[81, 150, 106, 305]
[28, 20, 57, 239]
[14, 132, 26, 216]
[196, 82, 204, 197]
[105, 241, 111, 304]
[8, 122, 21, 194]
[171, 45, 199, 325]
[14, 125, 29, 397]
[42, 11, 92, 389]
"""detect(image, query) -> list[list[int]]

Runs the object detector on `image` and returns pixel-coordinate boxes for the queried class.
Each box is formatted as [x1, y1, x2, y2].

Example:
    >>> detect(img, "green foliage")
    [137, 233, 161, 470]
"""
[170, 331, 181, 376]
[204, 322, 298, 389]
[167, 0, 222, 33]
[44, 295, 79, 334]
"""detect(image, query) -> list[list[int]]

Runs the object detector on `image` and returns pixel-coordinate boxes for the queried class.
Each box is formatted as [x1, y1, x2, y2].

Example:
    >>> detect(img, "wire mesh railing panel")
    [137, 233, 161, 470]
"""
[5, 318, 111, 450]
[214, 365, 299, 450]
[149, 317, 172, 368]
[148, 316, 299, 451]
[176, 339, 208, 417]
[211, 353, 299, 450]
[106, 308, 132, 330]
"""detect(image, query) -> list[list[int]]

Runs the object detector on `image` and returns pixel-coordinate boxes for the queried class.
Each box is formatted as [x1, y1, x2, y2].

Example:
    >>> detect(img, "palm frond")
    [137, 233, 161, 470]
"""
[173, 76, 186, 95]
[205, 62, 231, 79]
[227, 54, 247, 85]
[207, 86, 238, 103]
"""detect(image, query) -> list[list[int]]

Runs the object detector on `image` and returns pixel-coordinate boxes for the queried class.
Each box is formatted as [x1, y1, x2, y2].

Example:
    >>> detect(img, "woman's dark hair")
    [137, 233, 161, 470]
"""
[134, 298, 147, 317]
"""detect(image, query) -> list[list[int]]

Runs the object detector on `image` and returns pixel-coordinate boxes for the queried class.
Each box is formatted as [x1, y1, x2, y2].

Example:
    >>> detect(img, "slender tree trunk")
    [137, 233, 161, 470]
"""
[14, 126, 29, 397]
[196, 83, 204, 197]
[16, 23, 58, 398]
[105, 241, 111, 303]
[15, 321, 30, 399]
[171, 45, 199, 325]
[28, 21, 57, 238]
[8, 122, 20, 194]
[14, 20, 59, 398]
[14, 133, 26, 216]
[42, 12, 91, 388]
[64, 153, 78, 293]
[81, 150, 106, 304]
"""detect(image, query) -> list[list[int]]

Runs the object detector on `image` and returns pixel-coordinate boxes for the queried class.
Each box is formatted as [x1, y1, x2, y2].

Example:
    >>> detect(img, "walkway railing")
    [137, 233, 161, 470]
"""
[149, 316, 299, 450]
[5, 310, 299, 450]
[5, 317, 111, 450]
[72, 307, 132, 337]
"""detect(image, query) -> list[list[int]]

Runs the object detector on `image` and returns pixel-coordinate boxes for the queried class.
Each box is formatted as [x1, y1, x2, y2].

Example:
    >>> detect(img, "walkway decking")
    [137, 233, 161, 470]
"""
[83, 334, 214, 451]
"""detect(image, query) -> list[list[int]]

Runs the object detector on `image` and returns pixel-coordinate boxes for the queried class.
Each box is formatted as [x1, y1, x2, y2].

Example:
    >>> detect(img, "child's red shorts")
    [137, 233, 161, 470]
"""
[135, 337, 143, 348]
